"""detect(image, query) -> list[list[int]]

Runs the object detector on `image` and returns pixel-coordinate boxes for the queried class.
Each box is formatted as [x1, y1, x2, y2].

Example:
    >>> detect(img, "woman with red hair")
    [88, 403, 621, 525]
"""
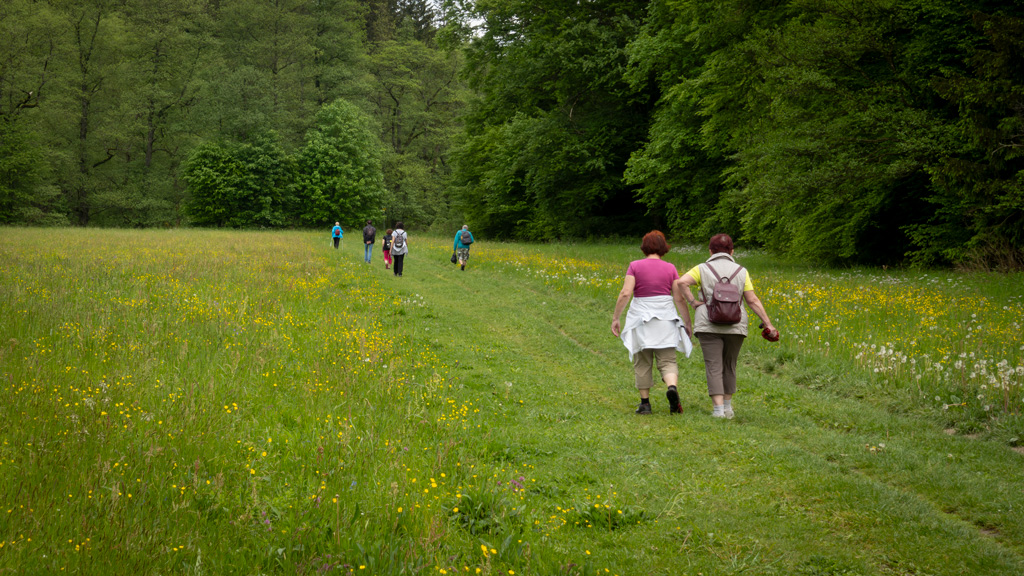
[676, 234, 779, 419]
[612, 231, 693, 415]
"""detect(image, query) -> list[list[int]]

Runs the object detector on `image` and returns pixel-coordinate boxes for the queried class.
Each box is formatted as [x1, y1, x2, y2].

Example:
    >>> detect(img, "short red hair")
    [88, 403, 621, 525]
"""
[709, 233, 733, 254]
[641, 230, 671, 256]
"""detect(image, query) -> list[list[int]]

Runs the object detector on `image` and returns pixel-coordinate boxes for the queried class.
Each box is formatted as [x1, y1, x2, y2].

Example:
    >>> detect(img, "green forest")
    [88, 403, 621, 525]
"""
[1, 0, 1022, 267]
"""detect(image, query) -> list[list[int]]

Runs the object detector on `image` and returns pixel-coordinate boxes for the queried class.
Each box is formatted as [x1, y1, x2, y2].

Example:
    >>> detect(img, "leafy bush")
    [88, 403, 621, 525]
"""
[183, 133, 296, 227]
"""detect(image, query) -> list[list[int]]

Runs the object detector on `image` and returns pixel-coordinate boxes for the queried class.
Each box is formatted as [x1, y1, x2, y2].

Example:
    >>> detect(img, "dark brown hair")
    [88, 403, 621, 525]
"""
[641, 230, 671, 256]
[709, 233, 733, 254]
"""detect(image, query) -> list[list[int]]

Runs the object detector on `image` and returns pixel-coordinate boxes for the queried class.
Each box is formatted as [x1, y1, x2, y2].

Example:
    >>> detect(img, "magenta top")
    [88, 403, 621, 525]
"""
[625, 258, 679, 297]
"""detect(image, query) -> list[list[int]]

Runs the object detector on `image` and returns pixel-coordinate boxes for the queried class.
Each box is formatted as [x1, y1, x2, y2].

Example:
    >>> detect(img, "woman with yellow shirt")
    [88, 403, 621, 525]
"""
[676, 234, 779, 418]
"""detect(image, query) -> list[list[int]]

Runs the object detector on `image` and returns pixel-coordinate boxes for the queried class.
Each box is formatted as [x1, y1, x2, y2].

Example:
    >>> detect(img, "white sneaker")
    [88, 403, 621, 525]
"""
[711, 411, 727, 418]
[724, 408, 734, 419]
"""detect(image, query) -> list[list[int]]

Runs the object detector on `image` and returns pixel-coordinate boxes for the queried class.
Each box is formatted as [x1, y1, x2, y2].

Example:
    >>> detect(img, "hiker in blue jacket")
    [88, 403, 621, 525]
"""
[453, 225, 475, 271]
[331, 222, 343, 249]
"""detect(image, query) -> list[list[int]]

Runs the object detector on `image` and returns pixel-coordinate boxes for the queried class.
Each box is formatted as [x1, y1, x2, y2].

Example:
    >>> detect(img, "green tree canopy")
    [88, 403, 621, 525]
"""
[3, 0, 1024, 267]
[295, 99, 386, 226]
[625, 0, 1024, 267]
[369, 30, 466, 228]
[914, 9, 1024, 267]
[451, 0, 653, 241]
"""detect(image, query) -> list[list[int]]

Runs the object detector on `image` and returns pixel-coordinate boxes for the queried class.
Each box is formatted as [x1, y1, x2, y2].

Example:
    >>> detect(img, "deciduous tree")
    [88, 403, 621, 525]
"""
[453, 0, 651, 240]
[295, 99, 386, 226]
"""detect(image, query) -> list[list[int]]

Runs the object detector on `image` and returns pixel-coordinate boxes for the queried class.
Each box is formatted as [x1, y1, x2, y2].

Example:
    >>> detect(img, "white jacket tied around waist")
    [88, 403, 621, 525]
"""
[619, 295, 692, 361]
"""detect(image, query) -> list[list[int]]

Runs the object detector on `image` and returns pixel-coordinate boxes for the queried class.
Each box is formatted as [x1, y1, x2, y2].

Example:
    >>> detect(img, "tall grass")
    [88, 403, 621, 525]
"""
[2, 228, 1023, 575]
[764, 269, 1024, 433]
[0, 229, 479, 573]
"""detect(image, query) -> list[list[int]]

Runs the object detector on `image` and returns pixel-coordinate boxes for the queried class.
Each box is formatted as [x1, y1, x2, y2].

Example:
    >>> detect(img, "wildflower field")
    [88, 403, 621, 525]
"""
[485, 243, 1024, 437]
[2, 228, 1023, 575]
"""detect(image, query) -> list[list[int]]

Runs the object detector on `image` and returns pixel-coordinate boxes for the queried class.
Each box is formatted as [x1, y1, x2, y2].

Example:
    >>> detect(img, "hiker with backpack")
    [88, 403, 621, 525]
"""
[611, 231, 693, 415]
[362, 220, 376, 264]
[382, 228, 393, 270]
[331, 222, 343, 249]
[676, 233, 779, 419]
[390, 221, 408, 277]
[453, 225, 475, 271]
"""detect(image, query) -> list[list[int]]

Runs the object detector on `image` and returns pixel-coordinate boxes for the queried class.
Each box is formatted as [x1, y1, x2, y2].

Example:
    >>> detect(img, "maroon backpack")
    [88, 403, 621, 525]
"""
[701, 262, 744, 325]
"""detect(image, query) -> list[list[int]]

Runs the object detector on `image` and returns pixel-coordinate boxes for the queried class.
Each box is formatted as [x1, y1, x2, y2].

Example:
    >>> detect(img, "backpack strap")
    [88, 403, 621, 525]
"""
[704, 262, 722, 282]
[698, 262, 717, 304]
[727, 264, 744, 282]
[699, 261, 745, 302]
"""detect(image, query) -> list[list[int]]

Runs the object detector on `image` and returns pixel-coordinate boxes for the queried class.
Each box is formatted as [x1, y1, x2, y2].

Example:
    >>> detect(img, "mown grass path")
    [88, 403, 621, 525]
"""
[369, 235, 1024, 575]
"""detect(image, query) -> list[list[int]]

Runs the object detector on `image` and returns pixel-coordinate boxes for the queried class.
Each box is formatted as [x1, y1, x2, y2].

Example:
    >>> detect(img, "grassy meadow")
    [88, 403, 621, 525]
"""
[1, 228, 1023, 575]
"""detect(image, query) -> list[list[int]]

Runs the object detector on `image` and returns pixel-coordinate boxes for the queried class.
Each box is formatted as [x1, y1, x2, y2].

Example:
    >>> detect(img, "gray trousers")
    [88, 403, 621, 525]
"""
[697, 333, 745, 396]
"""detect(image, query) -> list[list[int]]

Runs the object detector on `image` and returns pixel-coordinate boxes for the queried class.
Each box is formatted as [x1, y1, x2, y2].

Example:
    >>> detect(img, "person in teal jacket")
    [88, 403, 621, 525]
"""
[453, 225, 475, 271]
[331, 222, 343, 249]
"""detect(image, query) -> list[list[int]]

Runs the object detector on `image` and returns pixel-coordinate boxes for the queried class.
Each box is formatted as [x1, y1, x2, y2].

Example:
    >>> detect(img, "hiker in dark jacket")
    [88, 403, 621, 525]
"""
[362, 220, 376, 264]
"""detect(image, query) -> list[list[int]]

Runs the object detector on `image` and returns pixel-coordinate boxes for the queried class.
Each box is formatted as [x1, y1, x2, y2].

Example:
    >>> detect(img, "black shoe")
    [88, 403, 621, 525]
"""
[635, 402, 652, 415]
[667, 387, 682, 414]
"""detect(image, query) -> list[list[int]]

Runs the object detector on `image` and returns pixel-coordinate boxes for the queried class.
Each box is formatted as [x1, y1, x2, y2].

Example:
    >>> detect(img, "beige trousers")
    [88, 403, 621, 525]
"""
[632, 348, 678, 391]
